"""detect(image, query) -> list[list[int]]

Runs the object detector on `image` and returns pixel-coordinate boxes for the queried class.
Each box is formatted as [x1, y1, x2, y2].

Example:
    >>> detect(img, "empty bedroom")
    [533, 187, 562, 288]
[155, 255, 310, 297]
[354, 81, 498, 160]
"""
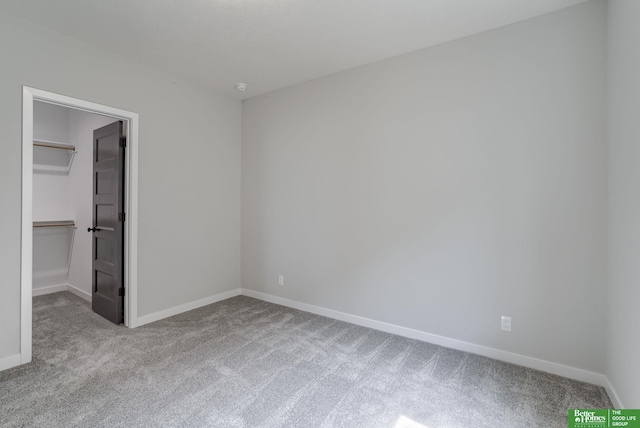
[0, 0, 638, 427]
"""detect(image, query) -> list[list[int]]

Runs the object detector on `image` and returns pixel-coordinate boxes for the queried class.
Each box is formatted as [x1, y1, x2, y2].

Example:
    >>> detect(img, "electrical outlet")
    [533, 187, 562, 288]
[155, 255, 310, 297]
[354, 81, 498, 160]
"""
[501, 316, 512, 332]
[278, 275, 284, 286]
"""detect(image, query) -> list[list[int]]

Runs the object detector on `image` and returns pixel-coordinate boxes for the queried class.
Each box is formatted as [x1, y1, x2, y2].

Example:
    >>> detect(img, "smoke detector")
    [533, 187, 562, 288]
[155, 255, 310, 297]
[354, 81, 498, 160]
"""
[235, 83, 247, 91]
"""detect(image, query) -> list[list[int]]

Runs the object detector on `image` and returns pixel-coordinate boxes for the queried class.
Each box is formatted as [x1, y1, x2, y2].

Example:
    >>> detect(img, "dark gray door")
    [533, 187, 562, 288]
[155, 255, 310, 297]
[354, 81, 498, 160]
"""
[90, 121, 125, 324]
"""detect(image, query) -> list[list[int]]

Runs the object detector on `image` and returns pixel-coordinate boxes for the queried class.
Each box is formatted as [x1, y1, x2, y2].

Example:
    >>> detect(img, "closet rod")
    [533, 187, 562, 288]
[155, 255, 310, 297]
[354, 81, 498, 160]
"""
[33, 220, 76, 228]
[33, 141, 76, 151]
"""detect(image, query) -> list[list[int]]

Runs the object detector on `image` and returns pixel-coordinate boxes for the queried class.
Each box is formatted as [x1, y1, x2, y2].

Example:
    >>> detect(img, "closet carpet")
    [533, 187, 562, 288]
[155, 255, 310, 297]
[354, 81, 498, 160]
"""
[0, 292, 611, 428]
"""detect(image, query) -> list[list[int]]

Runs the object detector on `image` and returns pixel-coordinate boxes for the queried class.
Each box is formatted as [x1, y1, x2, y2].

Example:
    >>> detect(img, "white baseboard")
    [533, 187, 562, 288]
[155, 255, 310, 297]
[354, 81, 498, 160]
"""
[32, 284, 67, 297]
[10, 284, 626, 407]
[135, 288, 242, 327]
[0, 354, 22, 372]
[66, 284, 91, 302]
[603, 378, 625, 409]
[241, 289, 610, 389]
[32, 283, 91, 303]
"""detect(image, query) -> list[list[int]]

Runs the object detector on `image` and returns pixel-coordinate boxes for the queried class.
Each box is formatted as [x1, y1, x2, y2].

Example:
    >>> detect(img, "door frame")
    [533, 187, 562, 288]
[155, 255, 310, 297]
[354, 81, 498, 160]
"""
[21, 86, 140, 364]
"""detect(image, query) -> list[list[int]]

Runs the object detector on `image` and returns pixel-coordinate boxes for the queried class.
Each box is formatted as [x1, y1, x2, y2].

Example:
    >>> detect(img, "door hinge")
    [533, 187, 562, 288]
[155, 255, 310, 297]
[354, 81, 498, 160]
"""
[120, 137, 127, 148]
[119, 288, 125, 297]
[118, 212, 126, 222]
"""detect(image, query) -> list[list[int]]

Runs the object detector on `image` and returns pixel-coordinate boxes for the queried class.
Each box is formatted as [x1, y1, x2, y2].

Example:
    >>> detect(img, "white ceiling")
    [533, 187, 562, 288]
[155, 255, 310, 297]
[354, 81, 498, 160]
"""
[0, 0, 589, 99]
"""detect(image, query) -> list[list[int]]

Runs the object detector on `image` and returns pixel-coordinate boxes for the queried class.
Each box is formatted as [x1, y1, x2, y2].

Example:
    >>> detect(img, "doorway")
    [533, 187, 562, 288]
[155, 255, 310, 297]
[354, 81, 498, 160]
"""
[21, 87, 140, 365]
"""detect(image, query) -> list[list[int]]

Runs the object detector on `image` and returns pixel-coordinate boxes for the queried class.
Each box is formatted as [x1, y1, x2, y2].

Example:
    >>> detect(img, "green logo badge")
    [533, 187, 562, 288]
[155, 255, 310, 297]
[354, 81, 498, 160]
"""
[568, 410, 640, 428]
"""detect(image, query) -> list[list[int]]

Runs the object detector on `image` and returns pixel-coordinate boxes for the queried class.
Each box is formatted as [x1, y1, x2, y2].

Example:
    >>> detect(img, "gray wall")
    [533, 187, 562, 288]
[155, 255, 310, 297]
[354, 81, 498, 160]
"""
[606, 0, 640, 409]
[0, 13, 241, 361]
[242, 2, 607, 373]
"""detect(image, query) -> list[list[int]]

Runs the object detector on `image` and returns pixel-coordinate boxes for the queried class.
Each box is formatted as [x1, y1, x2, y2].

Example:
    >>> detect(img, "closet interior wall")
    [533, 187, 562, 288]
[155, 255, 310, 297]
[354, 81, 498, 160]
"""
[33, 102, 115, 301]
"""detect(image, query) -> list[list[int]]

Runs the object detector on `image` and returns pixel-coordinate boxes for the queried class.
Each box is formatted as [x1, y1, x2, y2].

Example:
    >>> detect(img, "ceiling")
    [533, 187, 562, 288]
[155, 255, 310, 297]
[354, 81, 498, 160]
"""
[0, 0, 589, 99]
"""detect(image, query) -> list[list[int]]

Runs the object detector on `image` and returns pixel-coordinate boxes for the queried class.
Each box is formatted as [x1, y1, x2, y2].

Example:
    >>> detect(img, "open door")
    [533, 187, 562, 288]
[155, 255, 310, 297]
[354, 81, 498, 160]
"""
[90, 121, 125, 324]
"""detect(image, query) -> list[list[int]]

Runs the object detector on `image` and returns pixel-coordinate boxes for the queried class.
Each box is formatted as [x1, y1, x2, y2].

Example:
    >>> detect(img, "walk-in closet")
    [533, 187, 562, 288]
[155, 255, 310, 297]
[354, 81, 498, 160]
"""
[32, 101, 116, 303]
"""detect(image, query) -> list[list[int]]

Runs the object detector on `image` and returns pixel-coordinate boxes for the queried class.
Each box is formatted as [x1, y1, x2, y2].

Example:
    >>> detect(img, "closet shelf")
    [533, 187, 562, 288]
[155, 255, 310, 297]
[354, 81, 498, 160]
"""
[33, 220, 76, 228]
[33, 139, 77, 173]
[33, 139, 76, 152]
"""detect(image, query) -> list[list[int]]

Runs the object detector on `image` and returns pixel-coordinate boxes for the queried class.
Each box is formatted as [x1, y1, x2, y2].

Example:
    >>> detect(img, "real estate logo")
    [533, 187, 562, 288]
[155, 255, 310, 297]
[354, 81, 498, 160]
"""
[571, 410, 607, 427]
[568, 409, 640, 428]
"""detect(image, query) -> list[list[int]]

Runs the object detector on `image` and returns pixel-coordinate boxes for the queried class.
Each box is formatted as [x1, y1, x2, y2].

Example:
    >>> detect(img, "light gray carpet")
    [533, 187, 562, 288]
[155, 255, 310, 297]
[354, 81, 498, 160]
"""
[0, 292, 611, 428]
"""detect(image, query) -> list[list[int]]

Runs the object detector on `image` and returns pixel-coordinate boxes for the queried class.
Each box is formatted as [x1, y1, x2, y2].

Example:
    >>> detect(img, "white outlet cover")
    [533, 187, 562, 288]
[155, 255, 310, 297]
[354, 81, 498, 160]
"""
[501, 316, 512, 332]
